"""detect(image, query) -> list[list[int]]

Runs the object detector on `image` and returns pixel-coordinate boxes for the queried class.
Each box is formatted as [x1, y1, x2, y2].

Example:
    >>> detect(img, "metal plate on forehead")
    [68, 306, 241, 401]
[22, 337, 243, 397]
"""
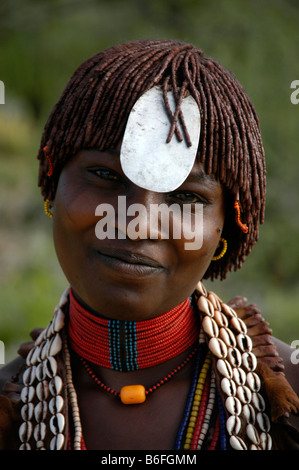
[120, 86, 201, 193]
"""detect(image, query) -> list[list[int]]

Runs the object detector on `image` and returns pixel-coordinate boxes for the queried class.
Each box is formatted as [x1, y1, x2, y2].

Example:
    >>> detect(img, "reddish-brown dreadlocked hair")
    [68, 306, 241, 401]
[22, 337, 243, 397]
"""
[37, 39, 266, 281]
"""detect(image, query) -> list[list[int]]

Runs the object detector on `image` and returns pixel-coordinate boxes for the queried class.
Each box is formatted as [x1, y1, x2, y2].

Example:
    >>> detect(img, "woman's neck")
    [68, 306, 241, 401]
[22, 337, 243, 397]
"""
[68, 288, 200, 371]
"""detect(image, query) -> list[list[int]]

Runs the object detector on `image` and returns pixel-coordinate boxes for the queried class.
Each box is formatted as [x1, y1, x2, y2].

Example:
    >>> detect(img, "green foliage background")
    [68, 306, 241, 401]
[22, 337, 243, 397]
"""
[1, 0, 299, 363]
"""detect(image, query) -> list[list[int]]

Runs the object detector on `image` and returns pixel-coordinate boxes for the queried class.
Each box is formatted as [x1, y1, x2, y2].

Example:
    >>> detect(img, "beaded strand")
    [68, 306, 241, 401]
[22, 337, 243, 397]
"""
[195, 372, 217, 449]
[64, 337, 83, 450]
[217, 391, 227, 450]
[174, 346, 204, 450]
[69, 290, 199, 371]
[183, 351, 212, 449]
[80, 345, 199, 401]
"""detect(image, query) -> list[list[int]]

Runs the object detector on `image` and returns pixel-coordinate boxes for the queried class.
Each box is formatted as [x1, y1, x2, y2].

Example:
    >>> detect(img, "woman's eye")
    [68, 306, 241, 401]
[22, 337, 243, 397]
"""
[92, 168, 120, 181]
[172, 192, 204, 204]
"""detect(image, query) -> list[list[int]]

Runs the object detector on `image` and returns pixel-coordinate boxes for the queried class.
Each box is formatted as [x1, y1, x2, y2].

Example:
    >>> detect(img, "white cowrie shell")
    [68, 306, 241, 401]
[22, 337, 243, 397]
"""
[25, 348, 34, 367]
[36, 380, 49, 401]
[227, 347, 242, 367]
[34, 400, 48, 423]
[46, 322, 55, 339]
[40, 340, 50, 361]
[260, 432, 272, 450]
[23, 366, 36, 386]
[246, 423, 260, 445]
[49, 376, 63, 396]
[202, 316, 219, 338]
[237, 385, 252, 404]
[44, 356, 58, 379]
[31, 345, 42, 365]
[49, 395, 64, 415]
[36, 439, 46, 450]
[236, 333, 252, 352]
[242, 352, 257, 371]
[48, 334, 63, 357]
[36, 362, 47, 382]
[213, 310, 228, 328]
[19, 442, 31, 450]
[229, 435, 247, 450]
[219, 327, 236, 348]
[50, 413, 65, 435]
[21, 385, 35, 404]
[243, 403, 256, 424]
[230, 316, 247, 334]
[221, 303, 237, 318]
[233, 367, 246, 386]
[209, 337, 227, 359]
[58, 287, 70, 307]
[21, 403, 34, 421]
[257, 412, 271, 432]
[216, 359, 233, 379]
[34, 329, 46, 347]
[19, 421, 33, 443]
[34, 422, 46, 441]
[246, 372, 261, 392]
[50, 433, 65, 450]
[197, 296, 214, 317]
[226, 415, 241, 436]
[53, 308, 65, 332]
[207, 292, 222, 310]
[221, 377, 237, 396]
[225, 396, 242, 415]
[252, 392, 266, 412]
[196, 281, 208, 297]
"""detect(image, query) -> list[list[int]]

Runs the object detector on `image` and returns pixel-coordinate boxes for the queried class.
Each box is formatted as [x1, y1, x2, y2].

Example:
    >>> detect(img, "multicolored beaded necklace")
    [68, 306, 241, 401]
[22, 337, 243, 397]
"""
[174, 341, 227, 450]
[67, 289, 227, 449]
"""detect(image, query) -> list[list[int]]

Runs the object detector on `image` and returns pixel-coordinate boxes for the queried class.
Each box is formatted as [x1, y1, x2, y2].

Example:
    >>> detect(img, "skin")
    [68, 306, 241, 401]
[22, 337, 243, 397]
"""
[52, 148, 225, 322]
[50, 147, 226, 449]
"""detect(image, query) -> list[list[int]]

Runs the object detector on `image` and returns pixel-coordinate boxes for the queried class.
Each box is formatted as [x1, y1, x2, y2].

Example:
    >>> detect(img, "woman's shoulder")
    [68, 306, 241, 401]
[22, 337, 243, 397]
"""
[0, 357, 25, 395]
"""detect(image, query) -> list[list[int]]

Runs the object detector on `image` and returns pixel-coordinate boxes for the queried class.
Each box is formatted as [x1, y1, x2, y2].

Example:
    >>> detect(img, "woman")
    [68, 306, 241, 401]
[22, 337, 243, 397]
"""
[1, 39, 299, 451]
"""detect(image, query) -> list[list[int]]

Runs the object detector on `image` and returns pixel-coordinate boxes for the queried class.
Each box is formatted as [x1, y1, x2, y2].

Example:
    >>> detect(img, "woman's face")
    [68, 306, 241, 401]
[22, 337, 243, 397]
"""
[53, 148, 225, 320]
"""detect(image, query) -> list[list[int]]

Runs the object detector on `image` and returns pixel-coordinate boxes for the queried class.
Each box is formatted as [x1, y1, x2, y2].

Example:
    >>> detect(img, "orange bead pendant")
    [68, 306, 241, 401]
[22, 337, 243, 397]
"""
[120, 385, 146, 405]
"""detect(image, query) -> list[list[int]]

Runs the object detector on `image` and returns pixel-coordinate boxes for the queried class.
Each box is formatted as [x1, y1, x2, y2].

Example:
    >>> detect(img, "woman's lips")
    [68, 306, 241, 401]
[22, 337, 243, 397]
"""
[96, 247, 165, 277]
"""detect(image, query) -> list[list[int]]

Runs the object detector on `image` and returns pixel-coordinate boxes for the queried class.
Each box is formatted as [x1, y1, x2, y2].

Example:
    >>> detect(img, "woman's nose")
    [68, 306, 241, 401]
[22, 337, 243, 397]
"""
[115, 187, 165, 241]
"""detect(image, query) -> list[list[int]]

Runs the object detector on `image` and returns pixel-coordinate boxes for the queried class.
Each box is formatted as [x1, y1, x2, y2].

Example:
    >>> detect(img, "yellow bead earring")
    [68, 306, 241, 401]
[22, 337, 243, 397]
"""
[44, 199, 53, 218]
[212, 238, 227, 261]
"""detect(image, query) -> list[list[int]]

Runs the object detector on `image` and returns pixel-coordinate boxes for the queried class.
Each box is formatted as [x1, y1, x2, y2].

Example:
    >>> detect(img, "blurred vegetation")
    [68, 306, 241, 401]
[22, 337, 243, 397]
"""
[1, 0, 299, 363]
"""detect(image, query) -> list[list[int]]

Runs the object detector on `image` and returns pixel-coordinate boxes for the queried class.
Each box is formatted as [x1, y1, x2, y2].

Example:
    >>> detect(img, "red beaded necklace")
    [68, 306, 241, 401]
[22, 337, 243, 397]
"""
[68, 288, 200, 372]
[80, 346, 199, 404]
